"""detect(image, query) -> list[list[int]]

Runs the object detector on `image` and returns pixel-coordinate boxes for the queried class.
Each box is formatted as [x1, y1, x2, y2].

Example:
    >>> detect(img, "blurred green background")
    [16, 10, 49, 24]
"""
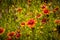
[0, 0, 60, 40]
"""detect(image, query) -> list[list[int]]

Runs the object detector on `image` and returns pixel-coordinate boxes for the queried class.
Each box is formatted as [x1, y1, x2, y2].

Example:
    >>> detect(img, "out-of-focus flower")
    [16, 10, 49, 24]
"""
[6, 37, 12, 40]
[53, 6, 59, 12]
[20, 22, 25, 27]
[54, 19, 60, 24]
[55, 7, 59, 11]
[41, 18, 47, 24]
[27, 0, 31, 5]
[7, 31, 15, 38]
[15, 29, 21, 39]
[41, 5, 46, 9]
[43, 8, 50, 15]
[15, 33, 21, 39]
[27, 18, 36, 28]
[36, 14, 42, 18]
[16, 7, 22, 12]
[28, 0, 31, 3]
[0, 27, 5, 35]
[40, 3, 47, 10]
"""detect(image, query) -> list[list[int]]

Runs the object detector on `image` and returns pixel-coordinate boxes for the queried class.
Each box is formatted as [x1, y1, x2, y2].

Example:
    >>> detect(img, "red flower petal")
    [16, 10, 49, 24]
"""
[0, 27, 5, 35]
[16, 33, 21, 39]
[53, 7, 59, 12]
[41, 5, 46, 9]
[36, 14, 41, 18]
[20, 22, 25, 27]
[55, 7, 59, 11]
[21, 22, 25, 25]
[7, 38, 12, 40]
[54, 20, 60, 24]
[41, 18, 47, 24]
[17, 8, 22, 12]
[27, 19, 36, 28]
[43, 9, 49, 14]
[7, 32, 15, 37]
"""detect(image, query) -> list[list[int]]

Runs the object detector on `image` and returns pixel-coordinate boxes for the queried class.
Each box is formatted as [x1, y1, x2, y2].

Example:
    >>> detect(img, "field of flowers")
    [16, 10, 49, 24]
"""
[0, 0, 60, 40]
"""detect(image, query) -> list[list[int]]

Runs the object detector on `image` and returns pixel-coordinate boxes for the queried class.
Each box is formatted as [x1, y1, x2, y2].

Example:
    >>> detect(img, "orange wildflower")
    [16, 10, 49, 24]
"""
[54, 19, 60, 24]
[20, 22, 25, 27]
[17, 8, 22, 12]
[36, 14, 42, 18]
[6, 37, 12, 40]
[7, 31, 15, 38]
[0, 27, 5, 35]
[53, 6, 59, 12]
[43, 8, 50, 15]
[15, 33, 21, 39]
[27, 18, 36, 28]
[41, 18, 47, 24]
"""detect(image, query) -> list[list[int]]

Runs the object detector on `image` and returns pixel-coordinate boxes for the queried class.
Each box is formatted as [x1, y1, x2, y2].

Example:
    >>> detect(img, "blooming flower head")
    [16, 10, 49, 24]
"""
[54, 19, 60, 24]
[43, 8, 49, 15]
[27, 0, 31, 5]
[27, 18, 36, 28]
[53, 6, 59, 12]
[36, 14, 42, 18]
[6, 37, 12, 40]
[20, 22, 25, 27]
[15, 33, 21, 39]
[0, 27, 5, 35]
[28, 0, 31, 2]
[40, 3, 47, 10]
[41, 5, 46, 9]
[7, 31, 15, 38]
[41, 18, 47, 24]
[17, 7, 22, 12]
[15, 29, 21, 39]
[55, 7, 59, 11]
